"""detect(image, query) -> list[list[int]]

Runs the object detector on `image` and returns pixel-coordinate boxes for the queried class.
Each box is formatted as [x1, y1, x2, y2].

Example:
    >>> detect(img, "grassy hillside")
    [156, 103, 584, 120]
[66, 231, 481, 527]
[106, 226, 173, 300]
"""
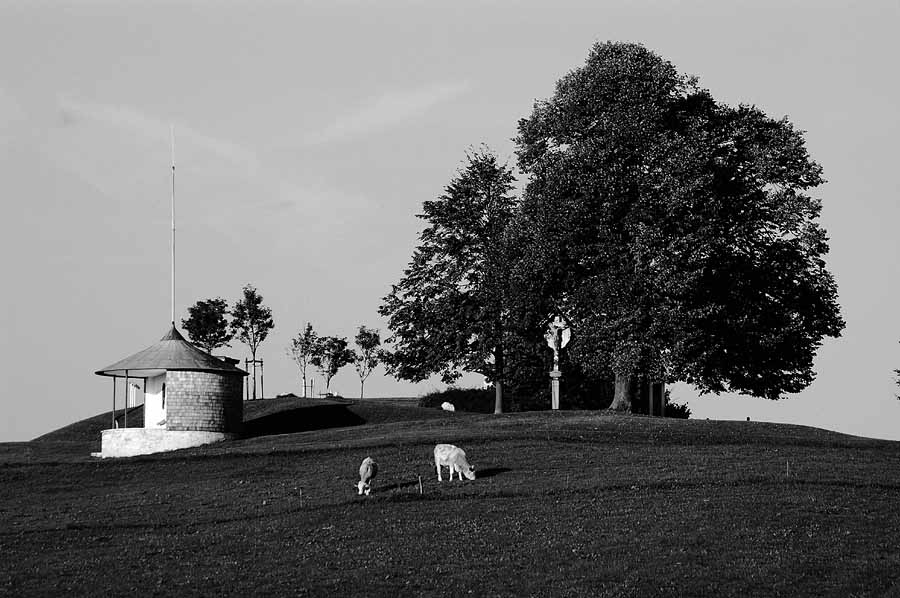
[3, 399, 899, 596]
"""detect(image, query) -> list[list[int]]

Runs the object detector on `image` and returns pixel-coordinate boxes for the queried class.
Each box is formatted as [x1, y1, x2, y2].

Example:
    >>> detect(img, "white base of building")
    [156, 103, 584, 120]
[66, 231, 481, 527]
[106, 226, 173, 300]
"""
[92, 429, 236, 458]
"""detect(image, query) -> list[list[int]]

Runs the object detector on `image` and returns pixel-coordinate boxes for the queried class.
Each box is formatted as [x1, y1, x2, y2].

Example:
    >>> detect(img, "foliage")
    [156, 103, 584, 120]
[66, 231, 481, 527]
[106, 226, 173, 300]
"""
[181, 297, 233, 354]
[287, 323, 318, 398]
[352, 326, 382, 399]
[514, 41, 844, 410]
[417, 386, 497, 414]
[379, 148, 518, 413]
[230, 283, 275, 361]
[665, 400, 692, 419]
[311, 335, 355, 392]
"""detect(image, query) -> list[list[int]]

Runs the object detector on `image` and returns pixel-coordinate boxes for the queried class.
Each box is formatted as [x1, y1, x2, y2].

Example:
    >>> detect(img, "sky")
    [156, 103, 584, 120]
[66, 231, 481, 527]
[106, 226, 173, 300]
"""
[1, 0, 899, 442]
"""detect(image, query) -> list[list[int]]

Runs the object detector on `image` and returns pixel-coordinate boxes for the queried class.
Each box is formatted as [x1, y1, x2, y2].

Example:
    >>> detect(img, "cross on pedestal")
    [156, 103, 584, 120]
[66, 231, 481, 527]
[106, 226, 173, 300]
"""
[544, 315, 571, 410]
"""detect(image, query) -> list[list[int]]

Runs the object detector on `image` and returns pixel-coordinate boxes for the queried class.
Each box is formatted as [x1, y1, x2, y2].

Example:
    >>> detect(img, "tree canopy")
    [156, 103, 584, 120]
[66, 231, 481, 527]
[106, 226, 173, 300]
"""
[181, 297, 232, 355]
[311, 336, 355, 394]
[231, 284, 275, 361]
[353, 326, 382, 399]
[514, 41, 844, 409]
[379, 148, 518, 413]
[287, 323, 318, 398]
[231, 283, 274, 400]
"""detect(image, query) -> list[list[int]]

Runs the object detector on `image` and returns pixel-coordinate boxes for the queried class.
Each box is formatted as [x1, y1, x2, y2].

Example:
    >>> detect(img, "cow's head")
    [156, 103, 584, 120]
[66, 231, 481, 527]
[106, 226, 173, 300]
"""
[463, 465, 476, 480]
[356, 480, 371, 495]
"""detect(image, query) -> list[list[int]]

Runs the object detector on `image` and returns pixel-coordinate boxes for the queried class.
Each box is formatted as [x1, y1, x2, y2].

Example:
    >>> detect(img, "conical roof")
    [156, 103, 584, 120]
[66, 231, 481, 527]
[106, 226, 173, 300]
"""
[95, 324, 248, 378]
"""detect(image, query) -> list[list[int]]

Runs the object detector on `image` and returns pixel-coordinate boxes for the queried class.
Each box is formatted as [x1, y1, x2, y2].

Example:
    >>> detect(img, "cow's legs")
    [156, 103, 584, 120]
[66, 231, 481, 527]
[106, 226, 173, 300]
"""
[436, 462, 442, 481]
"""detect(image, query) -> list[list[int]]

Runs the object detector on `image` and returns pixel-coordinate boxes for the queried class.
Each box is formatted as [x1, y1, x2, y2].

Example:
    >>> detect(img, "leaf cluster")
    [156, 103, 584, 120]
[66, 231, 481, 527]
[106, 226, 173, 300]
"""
[379, 148, 518, 385]
[181, 297, 233, 355]
[513, 41, 844, 399]
[310, 335, 356, 390]
[230, 283, 275, 360]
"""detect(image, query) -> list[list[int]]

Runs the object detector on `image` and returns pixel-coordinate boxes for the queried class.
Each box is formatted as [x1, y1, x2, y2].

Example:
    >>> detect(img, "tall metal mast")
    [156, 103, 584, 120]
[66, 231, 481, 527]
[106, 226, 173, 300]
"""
[170, 126, 176, 326]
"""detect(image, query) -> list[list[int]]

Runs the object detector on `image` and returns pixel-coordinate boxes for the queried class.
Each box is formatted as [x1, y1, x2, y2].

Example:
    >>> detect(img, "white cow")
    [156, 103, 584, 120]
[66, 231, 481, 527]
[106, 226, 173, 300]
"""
[441, 402, 456, 412]
[434, 444, 475, 481]
[357, 456, 378, 495]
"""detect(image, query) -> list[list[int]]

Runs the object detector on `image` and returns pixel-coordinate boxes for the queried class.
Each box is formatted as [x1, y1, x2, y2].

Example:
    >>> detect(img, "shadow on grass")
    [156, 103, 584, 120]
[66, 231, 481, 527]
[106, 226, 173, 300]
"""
[476, 467, 511, 479]
[380, 480, 422, 492]
[243, 405, 366, 438]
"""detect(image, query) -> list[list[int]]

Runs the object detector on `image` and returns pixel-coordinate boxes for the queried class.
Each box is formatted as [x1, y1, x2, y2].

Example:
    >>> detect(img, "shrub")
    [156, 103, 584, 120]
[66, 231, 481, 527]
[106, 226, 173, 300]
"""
[665, 401, 691, 419]
[418, 387, 496, 413]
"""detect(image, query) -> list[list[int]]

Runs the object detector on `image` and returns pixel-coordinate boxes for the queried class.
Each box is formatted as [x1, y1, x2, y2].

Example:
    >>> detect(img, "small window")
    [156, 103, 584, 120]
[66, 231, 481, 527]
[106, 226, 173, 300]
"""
[162, 383, 166, 409]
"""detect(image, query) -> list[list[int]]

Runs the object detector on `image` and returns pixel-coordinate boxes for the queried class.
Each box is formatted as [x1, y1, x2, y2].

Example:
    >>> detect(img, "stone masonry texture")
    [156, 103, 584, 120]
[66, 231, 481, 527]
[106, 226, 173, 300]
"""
[166, 371, 244, 433]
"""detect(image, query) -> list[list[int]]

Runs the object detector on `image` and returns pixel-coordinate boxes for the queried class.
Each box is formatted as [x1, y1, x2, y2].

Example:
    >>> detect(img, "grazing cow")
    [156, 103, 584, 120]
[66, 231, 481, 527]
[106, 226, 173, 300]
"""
[441, 402, 456, 412]
[357, 456, 378, 495]
[434, 444, 475, 481]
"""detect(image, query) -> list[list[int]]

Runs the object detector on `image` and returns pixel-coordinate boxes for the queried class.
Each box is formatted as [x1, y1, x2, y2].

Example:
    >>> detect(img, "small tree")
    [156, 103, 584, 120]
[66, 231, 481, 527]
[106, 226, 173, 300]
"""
[231, 283, 275, 400]
[287, 323, 318, 398]
[353, 326, 382, 399]
[311, 336, 355, 395]
[181, 297, 232, 354]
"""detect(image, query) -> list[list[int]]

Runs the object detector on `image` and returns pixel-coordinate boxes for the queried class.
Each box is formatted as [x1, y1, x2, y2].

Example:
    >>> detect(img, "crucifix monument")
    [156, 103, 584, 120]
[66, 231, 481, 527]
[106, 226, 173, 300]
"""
[545, 314, 571, 410]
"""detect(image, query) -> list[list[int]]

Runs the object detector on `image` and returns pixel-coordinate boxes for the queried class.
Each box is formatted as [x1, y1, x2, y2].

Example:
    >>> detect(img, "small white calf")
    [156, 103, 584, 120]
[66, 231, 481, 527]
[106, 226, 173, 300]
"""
[356, 456, 378, 495]
[434, 444, 475, 481]
[441, 402, 456, 412]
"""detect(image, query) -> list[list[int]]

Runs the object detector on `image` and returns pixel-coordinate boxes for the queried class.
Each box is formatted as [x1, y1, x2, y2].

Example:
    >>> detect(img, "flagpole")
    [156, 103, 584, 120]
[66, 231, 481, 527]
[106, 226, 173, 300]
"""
[171, 125, 176, 326]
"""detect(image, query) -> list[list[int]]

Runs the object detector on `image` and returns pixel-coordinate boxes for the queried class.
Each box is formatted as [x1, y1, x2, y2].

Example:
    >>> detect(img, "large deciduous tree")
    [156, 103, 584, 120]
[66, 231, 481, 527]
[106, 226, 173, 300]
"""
[311, 336, 355, 394]
[287, 323, 318, 398]
[515, 41, 844, 410]
[231, 283, 275, 400]
[379, 148, 518, 414]
[353, 326, 382, 399]
[181, 297, 233, 354]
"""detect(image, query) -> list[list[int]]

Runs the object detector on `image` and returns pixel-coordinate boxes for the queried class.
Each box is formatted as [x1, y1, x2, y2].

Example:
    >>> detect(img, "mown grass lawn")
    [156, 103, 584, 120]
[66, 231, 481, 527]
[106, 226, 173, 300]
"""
[2, 400, 899, 597]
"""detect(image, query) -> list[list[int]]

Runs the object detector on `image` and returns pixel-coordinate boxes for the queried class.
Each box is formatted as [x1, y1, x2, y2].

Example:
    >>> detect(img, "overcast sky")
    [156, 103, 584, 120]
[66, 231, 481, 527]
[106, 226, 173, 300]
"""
[2, 0, 899, 442]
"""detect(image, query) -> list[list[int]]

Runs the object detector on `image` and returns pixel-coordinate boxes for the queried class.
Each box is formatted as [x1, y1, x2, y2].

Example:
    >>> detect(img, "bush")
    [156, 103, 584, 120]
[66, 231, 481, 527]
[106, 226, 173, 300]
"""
[418, 387, 496, 413]
[665, 401, 691, 419]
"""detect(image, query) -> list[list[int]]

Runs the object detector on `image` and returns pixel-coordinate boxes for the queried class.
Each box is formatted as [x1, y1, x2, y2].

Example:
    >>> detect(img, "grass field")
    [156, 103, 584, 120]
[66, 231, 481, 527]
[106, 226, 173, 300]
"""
[2, 397, 899, 597]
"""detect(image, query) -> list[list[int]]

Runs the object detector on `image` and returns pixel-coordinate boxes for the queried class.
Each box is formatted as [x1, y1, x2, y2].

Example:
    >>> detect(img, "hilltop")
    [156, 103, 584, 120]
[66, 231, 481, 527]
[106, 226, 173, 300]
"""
[2, 398, 899, 596]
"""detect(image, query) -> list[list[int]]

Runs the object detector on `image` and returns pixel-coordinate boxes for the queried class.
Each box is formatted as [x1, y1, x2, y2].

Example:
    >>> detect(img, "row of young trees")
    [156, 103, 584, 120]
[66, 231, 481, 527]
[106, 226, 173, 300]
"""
[378, 41, 845, 413]
[286, 324, 382, 399]
[182, 285, 384, 399]
[181, 283, 275, 399]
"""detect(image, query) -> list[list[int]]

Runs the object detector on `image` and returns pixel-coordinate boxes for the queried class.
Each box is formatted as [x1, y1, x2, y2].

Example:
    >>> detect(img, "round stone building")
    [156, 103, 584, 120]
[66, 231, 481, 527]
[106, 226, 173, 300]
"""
[94, 324, 248, 458]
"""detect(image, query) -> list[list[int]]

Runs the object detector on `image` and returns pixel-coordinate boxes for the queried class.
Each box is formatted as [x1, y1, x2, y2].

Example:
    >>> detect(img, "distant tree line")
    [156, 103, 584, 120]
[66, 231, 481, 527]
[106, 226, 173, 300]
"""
[286, 324, 383, 399]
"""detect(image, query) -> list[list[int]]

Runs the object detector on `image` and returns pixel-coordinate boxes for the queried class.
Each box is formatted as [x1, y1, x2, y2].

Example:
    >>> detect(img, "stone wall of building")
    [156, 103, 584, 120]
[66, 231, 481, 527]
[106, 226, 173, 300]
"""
[96, 429, 236, 458]
[166, 371, 243, 433]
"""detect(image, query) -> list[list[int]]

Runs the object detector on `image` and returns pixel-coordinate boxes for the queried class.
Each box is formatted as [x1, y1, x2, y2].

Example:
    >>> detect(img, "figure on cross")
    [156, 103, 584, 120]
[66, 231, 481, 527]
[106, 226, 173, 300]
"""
[545, 314, 571, 371]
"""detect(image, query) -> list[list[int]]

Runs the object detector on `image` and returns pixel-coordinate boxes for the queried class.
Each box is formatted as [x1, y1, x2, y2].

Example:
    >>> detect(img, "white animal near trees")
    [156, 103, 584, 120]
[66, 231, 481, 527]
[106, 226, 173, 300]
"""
[357, 456, 378, 495]
[434, 444, 475, 481]
[441, 402, 455, 411]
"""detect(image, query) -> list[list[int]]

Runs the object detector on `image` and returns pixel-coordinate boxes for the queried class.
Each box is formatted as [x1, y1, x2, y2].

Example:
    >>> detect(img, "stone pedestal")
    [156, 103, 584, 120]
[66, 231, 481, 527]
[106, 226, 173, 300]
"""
[550, 369, 562, 410]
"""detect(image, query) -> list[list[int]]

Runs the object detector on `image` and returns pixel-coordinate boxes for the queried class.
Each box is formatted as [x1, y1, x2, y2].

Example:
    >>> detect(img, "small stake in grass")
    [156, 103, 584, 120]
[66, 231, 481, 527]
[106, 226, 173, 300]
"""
[786, 461, 790, 478]
[418, 475, 423, 495]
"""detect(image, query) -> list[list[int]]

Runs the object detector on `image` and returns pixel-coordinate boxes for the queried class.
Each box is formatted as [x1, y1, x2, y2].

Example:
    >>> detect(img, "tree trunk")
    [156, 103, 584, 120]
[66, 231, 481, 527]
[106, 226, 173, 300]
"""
[302, 371, 307, 398]
[493, 345, 504, 414]
[360, 379, 365, 400]
[609, 372, 638, 412]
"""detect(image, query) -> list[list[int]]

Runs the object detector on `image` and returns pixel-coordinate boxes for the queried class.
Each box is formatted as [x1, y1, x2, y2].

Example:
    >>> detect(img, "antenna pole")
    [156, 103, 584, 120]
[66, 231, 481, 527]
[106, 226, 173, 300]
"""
[171, 125, 176, 326]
